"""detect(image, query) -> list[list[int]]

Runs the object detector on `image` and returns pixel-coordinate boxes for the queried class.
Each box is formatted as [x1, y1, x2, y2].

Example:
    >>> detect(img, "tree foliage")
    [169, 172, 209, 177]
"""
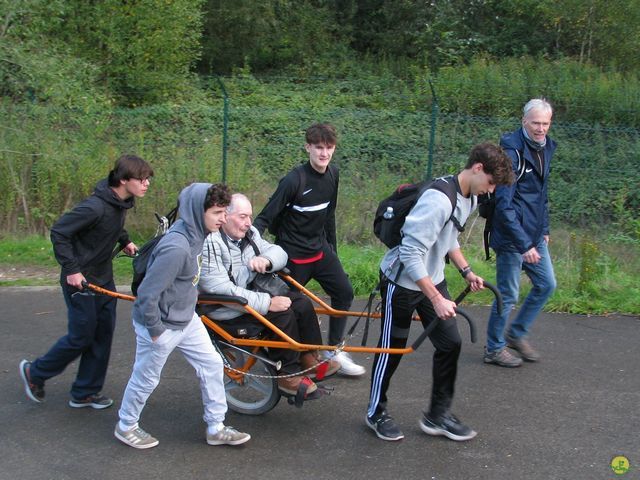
[2, 0, 639, 104]
[199, 0, 348, 75]
[1, 0, 205, 106]
[319, 0, 640, 72]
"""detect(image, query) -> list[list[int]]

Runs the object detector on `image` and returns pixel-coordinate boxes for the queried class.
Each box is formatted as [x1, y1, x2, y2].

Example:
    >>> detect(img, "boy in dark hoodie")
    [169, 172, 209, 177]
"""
[20, 154, 153, 409]
[115, 183, 251, 449]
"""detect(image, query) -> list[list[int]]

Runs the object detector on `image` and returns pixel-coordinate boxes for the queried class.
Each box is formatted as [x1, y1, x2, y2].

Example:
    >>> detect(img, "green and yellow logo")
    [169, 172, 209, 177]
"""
[611, 455, 630, 476]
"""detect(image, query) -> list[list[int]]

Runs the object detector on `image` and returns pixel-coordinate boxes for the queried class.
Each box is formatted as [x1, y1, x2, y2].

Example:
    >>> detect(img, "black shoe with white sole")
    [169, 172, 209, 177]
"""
[419, 412, 477, 441]
[366, 411, 404, 441]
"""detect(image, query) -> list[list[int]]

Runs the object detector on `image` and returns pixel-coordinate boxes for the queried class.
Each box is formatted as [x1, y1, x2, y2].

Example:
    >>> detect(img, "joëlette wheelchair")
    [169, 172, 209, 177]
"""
[85, 273, 502, 416]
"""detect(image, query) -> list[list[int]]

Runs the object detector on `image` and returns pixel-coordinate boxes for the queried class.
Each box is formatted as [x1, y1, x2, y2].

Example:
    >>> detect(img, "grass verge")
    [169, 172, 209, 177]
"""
[1, 230, 638, 315]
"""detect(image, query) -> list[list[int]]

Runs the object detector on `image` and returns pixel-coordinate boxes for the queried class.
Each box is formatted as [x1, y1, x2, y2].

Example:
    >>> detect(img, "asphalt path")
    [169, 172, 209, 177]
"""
[1, 287, 638, 480]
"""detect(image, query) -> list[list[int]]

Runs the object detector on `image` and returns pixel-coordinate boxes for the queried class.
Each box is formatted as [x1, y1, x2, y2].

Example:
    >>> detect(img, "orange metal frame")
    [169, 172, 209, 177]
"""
[85, 281, 419, 356]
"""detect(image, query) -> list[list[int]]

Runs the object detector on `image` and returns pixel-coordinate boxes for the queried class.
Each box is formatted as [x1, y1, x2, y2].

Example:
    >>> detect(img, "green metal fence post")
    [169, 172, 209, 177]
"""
[426, 78, 438, 180]
[216, 77, 229, 184]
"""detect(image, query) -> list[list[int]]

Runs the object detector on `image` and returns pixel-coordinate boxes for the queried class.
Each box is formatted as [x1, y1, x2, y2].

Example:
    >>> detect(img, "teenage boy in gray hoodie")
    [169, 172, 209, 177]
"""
[366, 143, 514, 443]
[115, 183, 251, 449]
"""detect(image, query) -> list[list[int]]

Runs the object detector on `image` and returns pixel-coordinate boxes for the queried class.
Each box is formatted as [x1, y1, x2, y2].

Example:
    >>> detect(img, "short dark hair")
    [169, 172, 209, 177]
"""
[465, 143, 515, 186]
[204, 183, 231, 210]
[108, 154, 154, 187]
[305, 123, 337, 146]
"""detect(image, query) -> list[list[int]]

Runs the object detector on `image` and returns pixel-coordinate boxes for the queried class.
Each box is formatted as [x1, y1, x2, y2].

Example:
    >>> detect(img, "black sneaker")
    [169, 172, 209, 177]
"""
[366, 411, 404, 441]
[419, 412, 477, 441]
[19, 359, 45, 403]
[69, 394, 114, 409]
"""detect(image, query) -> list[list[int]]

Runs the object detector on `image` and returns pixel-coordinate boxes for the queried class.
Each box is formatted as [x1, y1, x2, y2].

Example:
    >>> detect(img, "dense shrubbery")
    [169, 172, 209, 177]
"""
[2, 59, 639, 247]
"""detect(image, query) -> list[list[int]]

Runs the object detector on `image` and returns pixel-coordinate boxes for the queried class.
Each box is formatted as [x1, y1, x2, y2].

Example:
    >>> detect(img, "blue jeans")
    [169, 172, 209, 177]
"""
[486, 241, 556, 353]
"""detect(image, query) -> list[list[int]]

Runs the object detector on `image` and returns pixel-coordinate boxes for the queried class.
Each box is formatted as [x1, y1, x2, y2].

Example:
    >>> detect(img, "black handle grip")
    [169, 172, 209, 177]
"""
[410, 307, 477, 350]
[454, 281, 503, 316]
[410, 318, 439, 350]
[483, 281, 503, 316]
[455, 307, 477, 343]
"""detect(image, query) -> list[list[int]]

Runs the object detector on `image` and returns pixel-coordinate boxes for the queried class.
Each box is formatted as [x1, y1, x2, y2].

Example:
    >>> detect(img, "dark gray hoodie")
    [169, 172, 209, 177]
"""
[133, 183, 211, 337]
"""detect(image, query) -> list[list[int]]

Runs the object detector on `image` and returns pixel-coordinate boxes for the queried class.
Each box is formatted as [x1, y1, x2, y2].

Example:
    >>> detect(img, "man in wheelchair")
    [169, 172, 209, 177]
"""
[199, 193, 339, 397]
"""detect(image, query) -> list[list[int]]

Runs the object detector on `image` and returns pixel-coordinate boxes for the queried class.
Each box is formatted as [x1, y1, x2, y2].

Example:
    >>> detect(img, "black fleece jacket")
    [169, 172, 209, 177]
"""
[254, 162, 338, 259]
[50, 179, 134, 285]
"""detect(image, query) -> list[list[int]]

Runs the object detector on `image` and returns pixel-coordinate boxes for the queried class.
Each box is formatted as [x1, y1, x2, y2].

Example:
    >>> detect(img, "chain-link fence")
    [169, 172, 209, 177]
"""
[2, 75, 638, 243]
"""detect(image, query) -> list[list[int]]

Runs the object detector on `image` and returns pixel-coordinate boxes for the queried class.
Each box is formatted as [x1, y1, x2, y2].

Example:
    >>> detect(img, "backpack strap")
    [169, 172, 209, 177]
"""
[482, 148, 526, 260]
[219, 231, 261, 282]
[269, 165, 306, 237]
[428, 175, 465, 232]
[292, 165, 307, 207]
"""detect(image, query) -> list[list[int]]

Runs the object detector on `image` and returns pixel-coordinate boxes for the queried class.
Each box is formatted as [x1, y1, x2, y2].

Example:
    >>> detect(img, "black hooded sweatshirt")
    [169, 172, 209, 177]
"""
[50, 179, 134, 286]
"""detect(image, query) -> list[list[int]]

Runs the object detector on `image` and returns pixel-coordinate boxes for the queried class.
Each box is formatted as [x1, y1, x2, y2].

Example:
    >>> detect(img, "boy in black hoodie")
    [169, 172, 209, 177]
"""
[20, 154, 153, 409]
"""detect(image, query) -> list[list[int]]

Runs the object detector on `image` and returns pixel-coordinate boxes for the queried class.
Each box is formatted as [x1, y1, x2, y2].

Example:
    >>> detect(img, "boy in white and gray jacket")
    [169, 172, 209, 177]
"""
[367, 143, 515, 443]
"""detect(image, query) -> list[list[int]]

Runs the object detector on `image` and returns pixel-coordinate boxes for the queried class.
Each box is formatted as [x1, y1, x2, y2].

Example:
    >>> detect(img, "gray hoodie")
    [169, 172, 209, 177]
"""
[133, 183, 211, 337]
[380, 185, 475, 290]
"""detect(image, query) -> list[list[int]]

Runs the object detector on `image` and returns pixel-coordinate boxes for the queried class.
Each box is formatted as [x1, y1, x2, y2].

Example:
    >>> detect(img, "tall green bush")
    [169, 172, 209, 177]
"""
[2, 60, 639, 239]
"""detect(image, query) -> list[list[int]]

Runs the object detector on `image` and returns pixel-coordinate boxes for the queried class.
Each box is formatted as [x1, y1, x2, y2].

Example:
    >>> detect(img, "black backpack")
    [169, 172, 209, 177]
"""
[131, 205, 178, 295]
[373, 175, 464, 249]
[478, 149, 526, 260]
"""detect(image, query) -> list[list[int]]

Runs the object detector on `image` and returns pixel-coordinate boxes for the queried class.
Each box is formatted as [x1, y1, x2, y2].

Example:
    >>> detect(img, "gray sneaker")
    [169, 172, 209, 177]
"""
[114, 425, 159, 449]
[506, 334, 540, 362]
[484, 347, 523, 367]
[206, 426, 251, 446]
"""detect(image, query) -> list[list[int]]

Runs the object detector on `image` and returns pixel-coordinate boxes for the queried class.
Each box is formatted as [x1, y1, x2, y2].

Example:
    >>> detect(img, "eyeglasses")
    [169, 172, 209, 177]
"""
[133, 177, 152, 184]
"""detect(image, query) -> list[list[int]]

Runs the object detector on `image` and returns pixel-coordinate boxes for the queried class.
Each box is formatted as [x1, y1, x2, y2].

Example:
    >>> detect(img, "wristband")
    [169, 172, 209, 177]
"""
[459, 266, 472, 278]
[428, 293, 441, 303]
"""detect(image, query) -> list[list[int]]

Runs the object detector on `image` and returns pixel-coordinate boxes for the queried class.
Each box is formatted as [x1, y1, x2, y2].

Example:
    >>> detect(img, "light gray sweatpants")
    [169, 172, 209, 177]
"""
[118, 313, 227, 431]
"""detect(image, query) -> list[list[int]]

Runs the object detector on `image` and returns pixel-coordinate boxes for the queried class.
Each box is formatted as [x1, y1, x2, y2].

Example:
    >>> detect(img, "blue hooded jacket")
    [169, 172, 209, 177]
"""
[490, 127, 557, 254]
[133, 183, 212, 337]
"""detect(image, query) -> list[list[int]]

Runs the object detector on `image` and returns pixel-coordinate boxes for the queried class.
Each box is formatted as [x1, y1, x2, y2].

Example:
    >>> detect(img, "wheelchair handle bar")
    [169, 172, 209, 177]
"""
[453, 280, 503, 316]
[411, 307, 476, 351]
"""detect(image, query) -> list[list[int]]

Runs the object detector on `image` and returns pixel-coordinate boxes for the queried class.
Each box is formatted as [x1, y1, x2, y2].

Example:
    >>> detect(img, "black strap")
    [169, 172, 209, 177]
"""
[483, 219, 492, 261]
[359, 286, 379, 346]
[294, 377, 313, 408]
[219, 230, 261, 284]
[483, 150, 526, 260]
[429, 175, 468, 233]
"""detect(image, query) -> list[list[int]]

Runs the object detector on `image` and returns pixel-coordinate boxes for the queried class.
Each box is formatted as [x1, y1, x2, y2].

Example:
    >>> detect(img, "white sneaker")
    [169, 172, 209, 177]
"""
[334, 351, 366, 377]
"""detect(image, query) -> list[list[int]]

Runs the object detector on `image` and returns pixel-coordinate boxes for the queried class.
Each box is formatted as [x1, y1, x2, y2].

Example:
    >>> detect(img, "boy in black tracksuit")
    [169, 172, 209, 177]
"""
[254, 123, 365, 377]
[20, 155, 153, 408]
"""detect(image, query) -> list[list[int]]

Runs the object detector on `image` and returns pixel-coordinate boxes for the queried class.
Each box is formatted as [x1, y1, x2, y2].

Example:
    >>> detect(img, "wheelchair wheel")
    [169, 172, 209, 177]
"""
[220, 346, 281, 415]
